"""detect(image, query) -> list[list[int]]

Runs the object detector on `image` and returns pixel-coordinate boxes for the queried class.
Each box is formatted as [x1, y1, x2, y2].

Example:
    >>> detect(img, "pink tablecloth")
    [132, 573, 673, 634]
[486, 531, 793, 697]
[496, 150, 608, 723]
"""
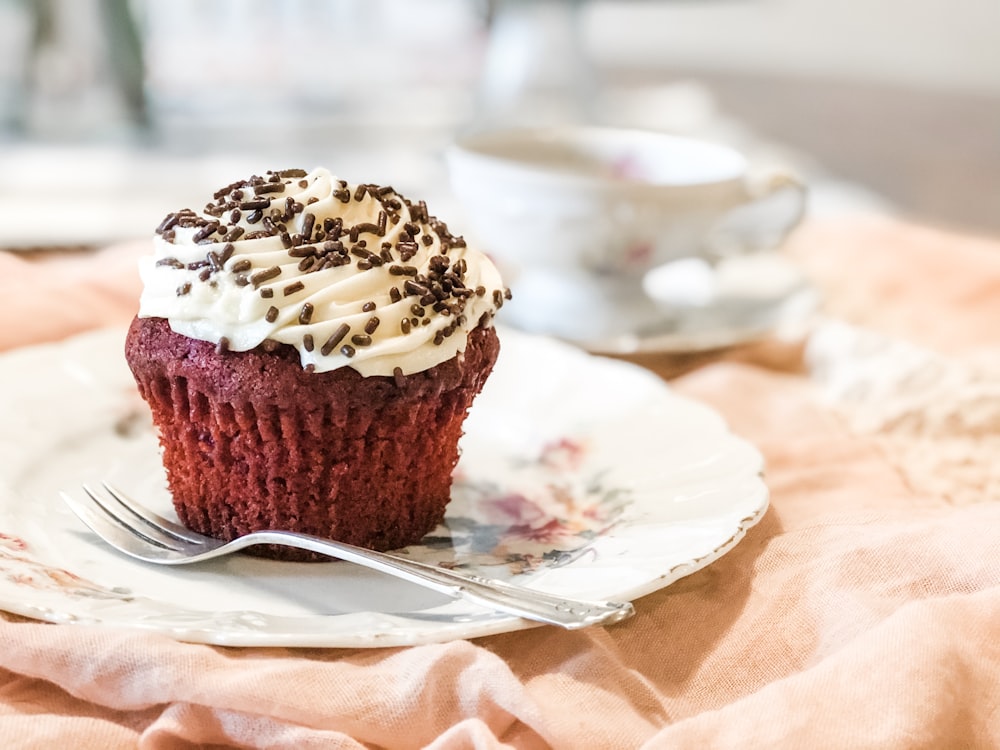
[1, 218, 998, 749]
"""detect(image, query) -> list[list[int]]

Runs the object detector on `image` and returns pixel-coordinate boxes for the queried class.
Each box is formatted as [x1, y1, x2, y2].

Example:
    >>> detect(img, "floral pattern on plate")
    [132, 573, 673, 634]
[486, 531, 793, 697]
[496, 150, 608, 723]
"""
[415, 437, 632, 576]
[1, 532, 132, 602]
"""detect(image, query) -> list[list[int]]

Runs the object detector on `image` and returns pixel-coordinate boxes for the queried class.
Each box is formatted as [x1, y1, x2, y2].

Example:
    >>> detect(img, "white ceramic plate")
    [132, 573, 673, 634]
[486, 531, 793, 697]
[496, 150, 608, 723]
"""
[0, 326, 767, 647]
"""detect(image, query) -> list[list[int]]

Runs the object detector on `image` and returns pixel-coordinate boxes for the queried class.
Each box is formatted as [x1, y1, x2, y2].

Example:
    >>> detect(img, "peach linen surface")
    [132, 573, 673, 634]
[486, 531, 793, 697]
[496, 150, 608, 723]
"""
[0, 218, 998, 749]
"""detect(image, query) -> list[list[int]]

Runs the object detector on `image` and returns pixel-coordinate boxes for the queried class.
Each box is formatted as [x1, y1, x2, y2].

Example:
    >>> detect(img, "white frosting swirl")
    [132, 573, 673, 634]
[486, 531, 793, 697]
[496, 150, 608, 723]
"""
[138, 168, 507, 376]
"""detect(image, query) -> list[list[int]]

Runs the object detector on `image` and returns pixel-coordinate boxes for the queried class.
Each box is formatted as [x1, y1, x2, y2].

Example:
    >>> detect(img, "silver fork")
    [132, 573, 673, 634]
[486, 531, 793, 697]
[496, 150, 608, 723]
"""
[60, 483, 634, 630]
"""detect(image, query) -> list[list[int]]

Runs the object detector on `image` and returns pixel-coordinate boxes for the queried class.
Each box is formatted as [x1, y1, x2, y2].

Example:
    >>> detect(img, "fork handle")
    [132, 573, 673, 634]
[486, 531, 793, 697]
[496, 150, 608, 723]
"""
[235, 531, 635, 629]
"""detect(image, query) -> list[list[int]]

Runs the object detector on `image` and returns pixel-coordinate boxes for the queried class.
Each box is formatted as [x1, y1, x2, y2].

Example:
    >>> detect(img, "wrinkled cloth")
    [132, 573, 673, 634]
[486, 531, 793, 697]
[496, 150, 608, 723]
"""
[1, 218, 998, 749]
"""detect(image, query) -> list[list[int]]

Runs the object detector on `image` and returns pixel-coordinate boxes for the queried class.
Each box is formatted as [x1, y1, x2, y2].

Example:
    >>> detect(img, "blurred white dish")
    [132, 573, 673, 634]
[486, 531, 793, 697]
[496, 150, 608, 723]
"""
[447, 126, 806, 344]
[482, 251, 817, 355]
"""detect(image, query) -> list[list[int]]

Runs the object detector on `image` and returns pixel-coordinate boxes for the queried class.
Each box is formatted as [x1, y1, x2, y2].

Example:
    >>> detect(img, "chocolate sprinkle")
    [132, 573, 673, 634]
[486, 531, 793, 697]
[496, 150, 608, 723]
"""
[265, 306, 279, 322]
[213, 179, 249, 200]
[301, 213, 316, 240]
[250, 266, 281, 288]
[191, 222, 220, 244]
[254, 182, 286, 195]
[299, 302, 314, 324]
[397, 240, 419, 255]
[321, 323, 350, 355]
[287, 245, 314, 258]
[156, 213, 180, 234]
[403, 280, 429, 297]
[352, 221, 381, 238]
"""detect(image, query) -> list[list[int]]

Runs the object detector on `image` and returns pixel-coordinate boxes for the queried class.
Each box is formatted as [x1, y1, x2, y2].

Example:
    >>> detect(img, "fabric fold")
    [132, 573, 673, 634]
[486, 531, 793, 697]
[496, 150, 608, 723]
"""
[0, 218, 998, 748]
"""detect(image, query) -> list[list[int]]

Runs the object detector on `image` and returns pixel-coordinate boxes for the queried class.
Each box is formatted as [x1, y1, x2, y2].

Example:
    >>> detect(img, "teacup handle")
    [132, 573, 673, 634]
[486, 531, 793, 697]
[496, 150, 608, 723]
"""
[703, 169, 808, 259]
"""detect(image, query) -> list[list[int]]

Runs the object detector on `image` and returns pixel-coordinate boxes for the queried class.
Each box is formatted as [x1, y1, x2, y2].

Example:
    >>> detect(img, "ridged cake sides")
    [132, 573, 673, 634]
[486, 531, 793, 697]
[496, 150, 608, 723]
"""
[126, 316, 499, 558]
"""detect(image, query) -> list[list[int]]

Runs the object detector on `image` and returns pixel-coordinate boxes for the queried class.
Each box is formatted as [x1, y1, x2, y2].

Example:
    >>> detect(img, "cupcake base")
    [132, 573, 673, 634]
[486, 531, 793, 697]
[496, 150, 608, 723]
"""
[125, 316, 499, 560]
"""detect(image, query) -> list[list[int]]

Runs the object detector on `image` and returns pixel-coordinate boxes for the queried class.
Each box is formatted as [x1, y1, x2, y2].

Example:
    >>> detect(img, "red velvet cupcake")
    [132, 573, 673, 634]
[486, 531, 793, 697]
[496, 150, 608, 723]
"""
[126, 168, 507, 558]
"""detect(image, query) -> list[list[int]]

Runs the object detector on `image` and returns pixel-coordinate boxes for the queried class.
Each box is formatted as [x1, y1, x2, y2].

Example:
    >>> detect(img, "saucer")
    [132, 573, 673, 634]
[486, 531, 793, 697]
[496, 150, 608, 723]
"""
[505, 252, 818, 356]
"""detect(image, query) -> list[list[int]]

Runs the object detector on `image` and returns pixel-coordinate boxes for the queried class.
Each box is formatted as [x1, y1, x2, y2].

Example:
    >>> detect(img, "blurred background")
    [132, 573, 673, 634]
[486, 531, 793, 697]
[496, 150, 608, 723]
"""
[0, 0, 997, 250]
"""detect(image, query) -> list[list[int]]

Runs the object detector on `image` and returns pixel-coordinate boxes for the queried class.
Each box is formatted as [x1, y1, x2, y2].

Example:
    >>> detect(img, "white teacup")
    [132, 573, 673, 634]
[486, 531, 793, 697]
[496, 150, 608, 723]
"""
[446, 126, 806, 343]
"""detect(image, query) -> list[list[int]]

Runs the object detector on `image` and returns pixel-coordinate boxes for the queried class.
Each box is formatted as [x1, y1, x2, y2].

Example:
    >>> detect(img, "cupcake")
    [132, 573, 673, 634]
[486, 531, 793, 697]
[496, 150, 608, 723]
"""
[125, 168, 508, 558]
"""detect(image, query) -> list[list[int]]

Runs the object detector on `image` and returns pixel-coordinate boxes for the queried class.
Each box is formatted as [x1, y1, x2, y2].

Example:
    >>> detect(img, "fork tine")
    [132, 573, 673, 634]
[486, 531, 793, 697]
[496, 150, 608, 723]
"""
[100, 482, 208, 544]
[61, 487, 175, 556]
[60, 489, 118, 541]
[80, 484, 182, 550]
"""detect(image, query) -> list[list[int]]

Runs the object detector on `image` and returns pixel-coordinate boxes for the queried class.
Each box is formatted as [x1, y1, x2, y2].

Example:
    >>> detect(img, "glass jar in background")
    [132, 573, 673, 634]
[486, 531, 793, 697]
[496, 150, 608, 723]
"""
[470, 0, 595, 131]
[15, 0, 145, 141]
[0, 0, 31, 134]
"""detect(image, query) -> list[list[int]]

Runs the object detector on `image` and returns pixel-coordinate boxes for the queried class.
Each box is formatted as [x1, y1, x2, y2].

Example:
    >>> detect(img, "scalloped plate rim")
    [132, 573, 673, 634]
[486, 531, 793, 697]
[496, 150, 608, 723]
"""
[0, 325, 768, 647]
